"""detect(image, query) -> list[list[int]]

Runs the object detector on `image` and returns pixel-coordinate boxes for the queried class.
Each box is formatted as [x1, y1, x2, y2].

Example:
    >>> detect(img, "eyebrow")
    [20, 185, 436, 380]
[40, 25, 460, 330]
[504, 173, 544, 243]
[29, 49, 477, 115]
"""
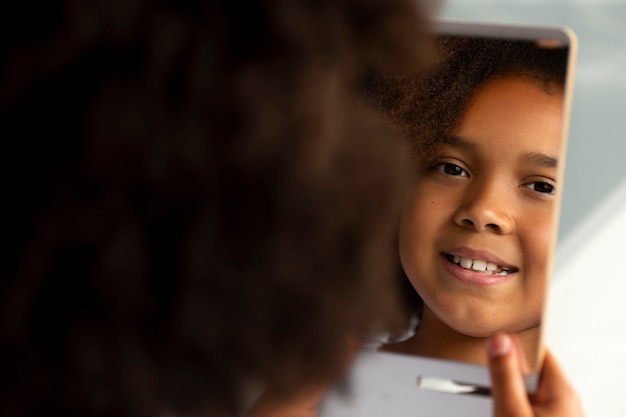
[441, 135, 558, 168]
[520, 152, 558, 168]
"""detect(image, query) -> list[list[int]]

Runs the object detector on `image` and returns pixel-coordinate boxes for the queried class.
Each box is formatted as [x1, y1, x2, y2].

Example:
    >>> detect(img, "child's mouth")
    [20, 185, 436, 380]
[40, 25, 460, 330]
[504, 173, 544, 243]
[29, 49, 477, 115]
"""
[443, 253, 518, 276]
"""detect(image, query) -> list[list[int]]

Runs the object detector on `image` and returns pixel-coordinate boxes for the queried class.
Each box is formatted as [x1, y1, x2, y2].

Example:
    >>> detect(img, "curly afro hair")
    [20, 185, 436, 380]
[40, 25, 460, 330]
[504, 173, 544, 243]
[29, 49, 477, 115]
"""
[0, 1, 433, 416]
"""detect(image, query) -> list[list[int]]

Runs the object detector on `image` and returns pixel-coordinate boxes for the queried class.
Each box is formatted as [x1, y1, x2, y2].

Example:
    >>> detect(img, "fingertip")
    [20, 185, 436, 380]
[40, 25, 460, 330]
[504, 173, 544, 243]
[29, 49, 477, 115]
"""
[488, 333, 512, 358]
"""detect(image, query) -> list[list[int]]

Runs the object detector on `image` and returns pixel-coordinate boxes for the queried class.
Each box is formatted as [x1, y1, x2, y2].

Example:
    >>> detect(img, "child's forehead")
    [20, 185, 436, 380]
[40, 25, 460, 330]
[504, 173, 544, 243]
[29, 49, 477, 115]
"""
[511, 70, 565, 96]
[415, 75, 562, 168]
[469, 75, 564, 109]
[455, 78, 562, 146]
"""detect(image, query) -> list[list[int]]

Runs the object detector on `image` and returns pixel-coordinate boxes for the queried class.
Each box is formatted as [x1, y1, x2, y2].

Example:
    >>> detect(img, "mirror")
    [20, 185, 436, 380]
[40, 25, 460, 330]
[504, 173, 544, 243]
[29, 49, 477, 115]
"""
[321, 20, 577, 416]
[373, 20, 576, 378]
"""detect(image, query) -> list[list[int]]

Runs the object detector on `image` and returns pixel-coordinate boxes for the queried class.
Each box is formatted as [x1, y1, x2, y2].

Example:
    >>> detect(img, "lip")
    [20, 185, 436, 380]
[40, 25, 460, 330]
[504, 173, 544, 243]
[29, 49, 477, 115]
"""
[441, 247, 518, 286]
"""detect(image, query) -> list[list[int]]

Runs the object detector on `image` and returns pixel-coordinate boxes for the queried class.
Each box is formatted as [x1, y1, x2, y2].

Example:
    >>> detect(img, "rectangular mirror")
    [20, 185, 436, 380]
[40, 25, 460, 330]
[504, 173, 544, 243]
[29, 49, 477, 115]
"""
[321, 19, 577, 417]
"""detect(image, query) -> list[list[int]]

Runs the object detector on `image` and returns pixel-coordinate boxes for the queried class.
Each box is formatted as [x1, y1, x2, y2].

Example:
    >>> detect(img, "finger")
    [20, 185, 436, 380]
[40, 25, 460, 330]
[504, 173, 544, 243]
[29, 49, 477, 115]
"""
[532, 349, 584, 416]
[488, 333, 532, 417]
[509, 333, 531, 375]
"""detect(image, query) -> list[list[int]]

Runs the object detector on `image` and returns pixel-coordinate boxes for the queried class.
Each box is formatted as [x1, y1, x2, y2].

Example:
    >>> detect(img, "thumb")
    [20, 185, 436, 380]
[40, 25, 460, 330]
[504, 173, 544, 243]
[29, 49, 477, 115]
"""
[531, 349, 584, 416]
[488, 333, 532, 417]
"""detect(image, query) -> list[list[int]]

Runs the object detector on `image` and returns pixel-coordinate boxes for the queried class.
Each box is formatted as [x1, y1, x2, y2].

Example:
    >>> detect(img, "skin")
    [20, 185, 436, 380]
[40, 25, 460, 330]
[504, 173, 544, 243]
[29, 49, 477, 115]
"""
[387, 75, 563, 367]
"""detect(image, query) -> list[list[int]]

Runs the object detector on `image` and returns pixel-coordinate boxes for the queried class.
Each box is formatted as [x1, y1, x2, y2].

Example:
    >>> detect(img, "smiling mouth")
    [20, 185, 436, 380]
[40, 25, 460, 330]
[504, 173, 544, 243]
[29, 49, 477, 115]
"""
[444, 253, 519, 276]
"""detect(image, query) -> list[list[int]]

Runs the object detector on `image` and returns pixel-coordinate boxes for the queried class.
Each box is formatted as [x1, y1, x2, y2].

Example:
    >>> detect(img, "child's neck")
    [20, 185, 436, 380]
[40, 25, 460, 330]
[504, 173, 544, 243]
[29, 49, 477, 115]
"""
[380, 307, 539, 367]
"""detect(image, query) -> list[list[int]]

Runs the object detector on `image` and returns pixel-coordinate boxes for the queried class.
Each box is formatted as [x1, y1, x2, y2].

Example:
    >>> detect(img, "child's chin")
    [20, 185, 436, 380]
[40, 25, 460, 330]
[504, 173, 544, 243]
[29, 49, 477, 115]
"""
[448, 321, 505, 339]
[451, 321, 540, 339]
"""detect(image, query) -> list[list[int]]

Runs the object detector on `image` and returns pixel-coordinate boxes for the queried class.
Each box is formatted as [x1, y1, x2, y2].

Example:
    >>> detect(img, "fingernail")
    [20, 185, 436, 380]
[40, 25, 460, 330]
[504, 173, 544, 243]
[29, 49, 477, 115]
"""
[488, 333, 511, 358]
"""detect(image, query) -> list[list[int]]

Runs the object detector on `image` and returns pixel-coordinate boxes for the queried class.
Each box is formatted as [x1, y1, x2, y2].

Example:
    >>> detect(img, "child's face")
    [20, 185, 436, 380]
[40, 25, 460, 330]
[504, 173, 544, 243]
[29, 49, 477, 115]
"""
[400, 75, 563, 337]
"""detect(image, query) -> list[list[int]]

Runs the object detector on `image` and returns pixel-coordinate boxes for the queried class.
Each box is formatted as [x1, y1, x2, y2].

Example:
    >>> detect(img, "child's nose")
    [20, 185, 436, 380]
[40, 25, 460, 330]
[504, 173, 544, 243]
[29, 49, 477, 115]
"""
[453, 183, 514, 234]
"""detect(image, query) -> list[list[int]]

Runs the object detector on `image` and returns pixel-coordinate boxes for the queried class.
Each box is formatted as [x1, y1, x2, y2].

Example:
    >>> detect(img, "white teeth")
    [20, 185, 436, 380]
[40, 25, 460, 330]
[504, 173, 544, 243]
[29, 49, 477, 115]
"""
[472, 259, 487, 271]
[451, 255, 511, 275]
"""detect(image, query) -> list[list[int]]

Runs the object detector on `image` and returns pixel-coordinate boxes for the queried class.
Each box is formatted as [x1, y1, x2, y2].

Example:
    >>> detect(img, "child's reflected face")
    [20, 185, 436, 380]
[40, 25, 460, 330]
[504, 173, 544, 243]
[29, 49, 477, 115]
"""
[400, 76, 563, 337]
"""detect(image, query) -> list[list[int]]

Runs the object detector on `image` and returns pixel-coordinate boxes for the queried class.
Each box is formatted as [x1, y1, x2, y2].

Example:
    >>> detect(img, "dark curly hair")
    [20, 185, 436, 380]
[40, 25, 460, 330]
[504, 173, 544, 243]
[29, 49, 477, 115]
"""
[0, 1, 434, 416]
[368, 35, 569, 164]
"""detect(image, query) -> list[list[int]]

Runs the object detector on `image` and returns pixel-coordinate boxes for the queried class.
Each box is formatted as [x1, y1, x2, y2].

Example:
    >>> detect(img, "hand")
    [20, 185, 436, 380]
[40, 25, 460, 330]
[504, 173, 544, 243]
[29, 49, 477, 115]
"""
[487, 333, 584, 417]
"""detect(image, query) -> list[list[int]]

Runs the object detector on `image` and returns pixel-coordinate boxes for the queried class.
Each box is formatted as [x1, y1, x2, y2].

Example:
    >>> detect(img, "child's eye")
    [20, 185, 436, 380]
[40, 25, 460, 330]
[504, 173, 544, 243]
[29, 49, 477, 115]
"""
[523, 181, 556, 195]
[432, 162, 469, 177]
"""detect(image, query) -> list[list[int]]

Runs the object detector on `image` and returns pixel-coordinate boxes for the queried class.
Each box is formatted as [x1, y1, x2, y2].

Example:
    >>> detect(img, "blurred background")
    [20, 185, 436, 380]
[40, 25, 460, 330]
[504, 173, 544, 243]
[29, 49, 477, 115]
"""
[437, 1, 626, 416]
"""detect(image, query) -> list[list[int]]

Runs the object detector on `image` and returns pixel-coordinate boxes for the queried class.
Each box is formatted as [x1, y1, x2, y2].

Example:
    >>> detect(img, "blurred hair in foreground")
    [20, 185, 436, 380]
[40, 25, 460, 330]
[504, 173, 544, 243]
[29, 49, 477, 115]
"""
[0, 1, 433, 416]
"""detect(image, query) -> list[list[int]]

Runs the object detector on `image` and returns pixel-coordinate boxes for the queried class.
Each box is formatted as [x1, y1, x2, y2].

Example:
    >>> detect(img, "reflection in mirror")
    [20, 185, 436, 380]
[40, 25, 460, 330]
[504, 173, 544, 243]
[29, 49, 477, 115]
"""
[367, 32, 571, 373]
